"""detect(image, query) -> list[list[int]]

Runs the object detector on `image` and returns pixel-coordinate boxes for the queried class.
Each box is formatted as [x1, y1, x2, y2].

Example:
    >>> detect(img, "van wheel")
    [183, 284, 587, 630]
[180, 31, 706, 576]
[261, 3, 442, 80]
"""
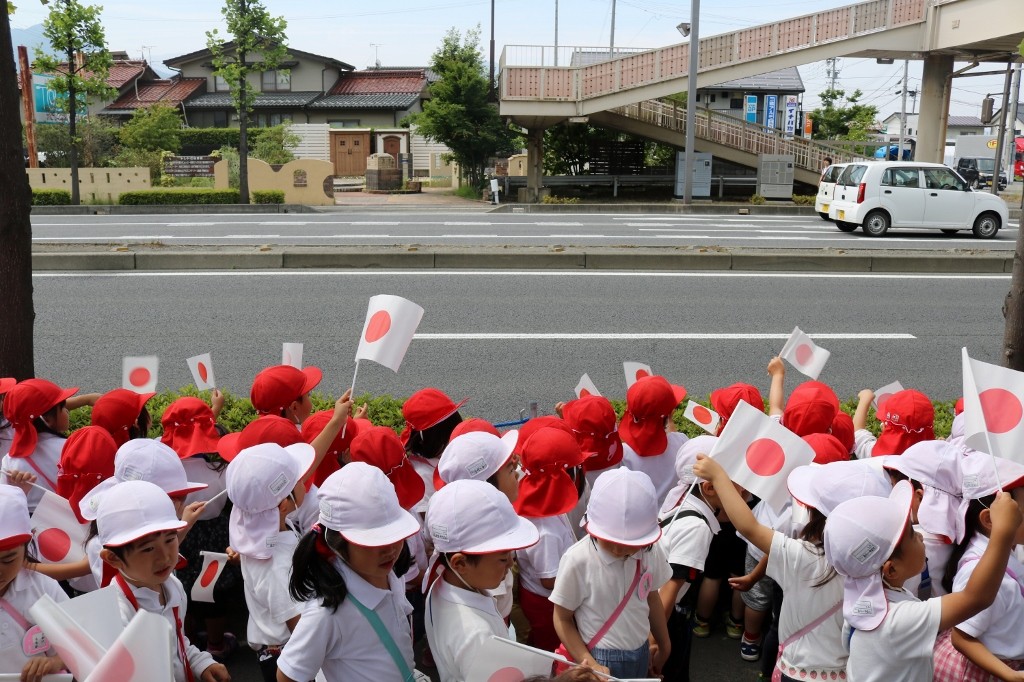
[835, 221, 857, 232]
[972, 212, 1001, 239]
[862, 211, 890, 237]
[940, 229, 960, 235]
[818, 212, 830, 221]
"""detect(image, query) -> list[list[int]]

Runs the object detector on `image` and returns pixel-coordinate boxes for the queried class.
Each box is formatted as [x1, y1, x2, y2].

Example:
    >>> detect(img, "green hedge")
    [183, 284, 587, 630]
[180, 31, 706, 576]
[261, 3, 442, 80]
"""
[252, 189, 285, 204]
[178, 128, 270, 149]
[118, 189, 241, 205]
[32, 189, 72, 206]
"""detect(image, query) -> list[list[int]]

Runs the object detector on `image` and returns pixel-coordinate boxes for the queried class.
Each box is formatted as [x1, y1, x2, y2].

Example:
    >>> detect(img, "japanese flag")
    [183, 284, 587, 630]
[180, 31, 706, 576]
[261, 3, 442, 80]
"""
[684, 401, 720, 434]
[354, 295, 424, 372]
[31, 491, 88, 565]
[708, 400, 816, 513]
[466, 636, 567, 681]
[122, 356, 158, 394]
[85, 610, 172, 682]
[186, 353, 216, 390]
[624, 361, 653, 389]
[962, 348, 1024, 463]
[780, 327, 830, 380]
[190, 551, 228, 603]
[29, 593, 106, 681]
[574, 373, 602, 398]
[282, 343, 303, 369]
[873, 380, 905, 411]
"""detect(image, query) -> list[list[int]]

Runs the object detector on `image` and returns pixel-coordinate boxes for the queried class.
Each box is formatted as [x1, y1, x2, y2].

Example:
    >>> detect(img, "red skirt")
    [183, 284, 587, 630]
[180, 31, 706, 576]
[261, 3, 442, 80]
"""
[519, 586, 561, 652]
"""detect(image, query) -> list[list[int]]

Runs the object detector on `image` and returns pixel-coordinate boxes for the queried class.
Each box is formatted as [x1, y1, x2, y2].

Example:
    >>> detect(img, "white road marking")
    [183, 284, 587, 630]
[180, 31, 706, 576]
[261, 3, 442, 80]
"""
[414, 332, 917, 340]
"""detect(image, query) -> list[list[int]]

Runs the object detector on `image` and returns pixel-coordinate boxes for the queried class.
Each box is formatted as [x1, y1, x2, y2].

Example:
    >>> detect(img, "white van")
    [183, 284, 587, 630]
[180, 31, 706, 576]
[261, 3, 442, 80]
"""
[815, 163, 847, 221]
[827, 161, 1008, 238]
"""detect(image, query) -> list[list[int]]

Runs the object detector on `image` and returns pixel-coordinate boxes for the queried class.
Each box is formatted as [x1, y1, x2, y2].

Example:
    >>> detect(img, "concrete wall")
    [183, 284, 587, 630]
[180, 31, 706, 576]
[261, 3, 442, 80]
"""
[214, 158, 336, 205]
[27, 167, 151, 203]
[507, 154, 528, 176]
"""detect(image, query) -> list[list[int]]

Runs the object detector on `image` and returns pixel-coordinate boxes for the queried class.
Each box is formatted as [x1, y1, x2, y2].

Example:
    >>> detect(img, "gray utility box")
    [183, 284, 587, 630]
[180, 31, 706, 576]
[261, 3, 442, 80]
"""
[757, 154, 794, 198]
[674, 152, 712, 198]
[365, 153, 401, 191]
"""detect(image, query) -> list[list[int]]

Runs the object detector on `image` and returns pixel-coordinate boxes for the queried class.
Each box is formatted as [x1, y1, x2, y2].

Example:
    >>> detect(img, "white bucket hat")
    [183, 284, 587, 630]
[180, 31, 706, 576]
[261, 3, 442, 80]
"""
[586, 468, 662, 547]
[317, 461, 421, 547]
[788, 458, 893, 517]
[661, 434, 717, 514]
[0, 486, 32, 549]
[436, 430, 519, 488]
[883, 439, 966, 542]
[226, 442, 315, 559]
[823, 480, 914, 631]
[961, 451, 1024, 501]
[425, 479, 538, 554]
[96, 480, 188, 547]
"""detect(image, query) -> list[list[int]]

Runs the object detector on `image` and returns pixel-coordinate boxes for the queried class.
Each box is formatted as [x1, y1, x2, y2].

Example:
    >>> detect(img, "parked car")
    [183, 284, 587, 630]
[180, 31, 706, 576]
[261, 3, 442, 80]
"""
[815, 163, 848, 221]
[827, 161, 1008, 239]
[955, 156, 1008, 190]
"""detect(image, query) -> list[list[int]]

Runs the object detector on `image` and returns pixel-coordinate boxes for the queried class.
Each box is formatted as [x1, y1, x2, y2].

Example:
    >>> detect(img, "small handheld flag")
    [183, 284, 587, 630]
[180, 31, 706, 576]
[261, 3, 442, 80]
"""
[186, 353, 216, 390]
[623, 361, 653, 389]
[780, 327, 830, 380]
[684, 401, 720, 434]
[574, 374, 601, 399]
[122, 356, 158, 394]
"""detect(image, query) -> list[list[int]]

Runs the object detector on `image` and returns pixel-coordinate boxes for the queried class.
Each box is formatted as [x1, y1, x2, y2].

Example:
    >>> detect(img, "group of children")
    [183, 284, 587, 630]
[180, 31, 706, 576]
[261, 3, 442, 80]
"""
[1, 356, 1024, 682]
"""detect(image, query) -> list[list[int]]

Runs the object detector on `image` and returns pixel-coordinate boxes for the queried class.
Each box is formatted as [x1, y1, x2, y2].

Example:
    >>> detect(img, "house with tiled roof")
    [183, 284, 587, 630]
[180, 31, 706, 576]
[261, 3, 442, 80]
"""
[23, 51, 165, 118]
[880, 112, 988, 141]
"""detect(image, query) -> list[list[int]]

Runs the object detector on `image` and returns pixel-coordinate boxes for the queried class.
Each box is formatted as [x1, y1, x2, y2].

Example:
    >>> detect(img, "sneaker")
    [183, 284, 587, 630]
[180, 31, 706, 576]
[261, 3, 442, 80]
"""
[692, 615, 711, 638]
[725, 613, 743, 640]
[740, 634, 762, 661]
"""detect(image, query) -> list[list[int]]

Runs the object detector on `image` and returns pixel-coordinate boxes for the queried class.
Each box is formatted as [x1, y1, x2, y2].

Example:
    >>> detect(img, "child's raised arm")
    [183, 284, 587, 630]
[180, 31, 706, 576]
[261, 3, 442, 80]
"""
[852, 389, 874, 432]
[937, 491, 1022, 633]
[767, 357, 785, 417]
[305, 389, 353, 479]
[691, 455, 773, 556]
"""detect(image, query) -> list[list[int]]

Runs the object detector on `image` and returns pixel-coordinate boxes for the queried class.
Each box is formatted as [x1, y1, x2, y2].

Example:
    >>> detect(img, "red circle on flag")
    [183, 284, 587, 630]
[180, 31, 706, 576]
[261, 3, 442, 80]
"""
[129, 367, 151, 387]
[693, 405, 714, 425]
[795, 343, 815, 366]
[198, 362, 209, 383]
[635, 369, 650, 381]
[101, 642, 135, 679]
[365, 310, 392, 343]
[200, 559, 221, 588]
[37, 528, 71, 562]
[489, 668, 527, 682]
[979, 388, 1024, 434]
[580, 388, 592, 398]
[745, 438, 786, 477]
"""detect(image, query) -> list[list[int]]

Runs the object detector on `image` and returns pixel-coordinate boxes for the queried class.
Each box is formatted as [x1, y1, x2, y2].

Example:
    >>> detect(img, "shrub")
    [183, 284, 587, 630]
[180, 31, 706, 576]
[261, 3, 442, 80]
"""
[541, 195, 581, 204]
[118, 189, 240, 205]
[32, 189, 72, 205]
[251, 125, 299, 165]
[111, 147, 165, 183]
[178, 128, 270, 151]
[454, 185, 479, 200]
[750, 194, 766, 205]
[252, 190, 285, 204]
[792, 194, 817, 205]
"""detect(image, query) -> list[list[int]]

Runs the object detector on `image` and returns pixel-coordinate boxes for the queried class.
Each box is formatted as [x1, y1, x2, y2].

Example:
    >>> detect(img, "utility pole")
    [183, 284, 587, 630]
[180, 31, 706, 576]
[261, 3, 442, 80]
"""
[682, 0, 699, 204]
[898, 59, 908, 162]
[554, 0, 559, 66]
[610, 0, 616, 54]
[489, 0, 496, 97]
[825, 57, 840, 91]
[992, 62, 1012, 196]
[1005, 62, 1021, 185]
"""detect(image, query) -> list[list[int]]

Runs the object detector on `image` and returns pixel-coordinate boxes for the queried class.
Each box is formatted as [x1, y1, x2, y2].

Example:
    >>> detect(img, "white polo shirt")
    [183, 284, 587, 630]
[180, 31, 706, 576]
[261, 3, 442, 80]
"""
[426, 576, 509, 682]
[0, 569, 68, 674]
[953, 534, 1024, 659]
[658, 496, 719, 577]
[549, 537, 671, 651]
[843, 587, 941, 682]
[277, 558, 414, 682]
[2, 432, 65, 513]
[241, 530, 303, 648]
[518, 514, 576, 597]
[620, 432, 689, 507]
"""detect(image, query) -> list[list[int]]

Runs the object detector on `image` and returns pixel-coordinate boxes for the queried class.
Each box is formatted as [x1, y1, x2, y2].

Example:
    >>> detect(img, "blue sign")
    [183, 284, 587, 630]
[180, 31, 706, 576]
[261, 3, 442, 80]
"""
[744, 95, 758, 123]
[765, 95, 778, 129]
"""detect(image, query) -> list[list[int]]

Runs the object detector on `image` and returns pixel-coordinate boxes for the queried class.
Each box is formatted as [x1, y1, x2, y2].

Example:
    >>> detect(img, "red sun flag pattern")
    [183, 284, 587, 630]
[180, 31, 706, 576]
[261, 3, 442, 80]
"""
[190, 551, 228, 603]
[83, 609, 173, 682]
[693, 406, 713, 424]
[30, 492, 87, 566]
[187, 353, 216, 390]
[574, 373, 602, 399]
[745, 438, 786, 477]
[281, 342, 303, 369]
[198, 363, 208, 383]
[200, 559, 221, 588]
[466, 636, 564, 681]
[37, 528, 72, 563]
[683, 400, 720, 434]
[121, 356, 158, 394]
[129, 368, 150, 387]
[780, 327, 830, 380]
[623, 361, 653, 390]
[962, 348, 1024, 465]
[979, 388, 1024, 434]
[872, 381, 904, 411]
[364, 310, 392, 343]
[354, 295, 424, 373]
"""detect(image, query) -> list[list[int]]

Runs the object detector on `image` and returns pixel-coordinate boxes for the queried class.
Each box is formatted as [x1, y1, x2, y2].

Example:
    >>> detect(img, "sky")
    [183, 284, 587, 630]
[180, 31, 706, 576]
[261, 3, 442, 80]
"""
[8, 0, 1017, 118]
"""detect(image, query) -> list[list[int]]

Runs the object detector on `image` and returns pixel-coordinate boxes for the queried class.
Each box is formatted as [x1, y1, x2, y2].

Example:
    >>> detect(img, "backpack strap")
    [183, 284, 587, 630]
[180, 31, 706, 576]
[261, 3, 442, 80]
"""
[660, 508, 711, 529]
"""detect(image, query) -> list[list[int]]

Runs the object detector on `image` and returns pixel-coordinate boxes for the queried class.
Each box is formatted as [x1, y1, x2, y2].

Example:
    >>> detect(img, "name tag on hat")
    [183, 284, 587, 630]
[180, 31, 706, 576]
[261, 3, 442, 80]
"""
[852, 538, 880, 565]
[852, 599, 874, 616]
[465, 458, 488, 478]
[268, 473, 291, 497]
[431, 524, 449, 542]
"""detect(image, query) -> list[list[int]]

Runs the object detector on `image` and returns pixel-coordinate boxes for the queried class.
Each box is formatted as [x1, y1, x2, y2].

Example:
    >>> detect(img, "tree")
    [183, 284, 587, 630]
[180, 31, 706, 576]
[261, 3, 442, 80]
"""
[35, 116, 118, 167]
[206, 0, 288, 204]
[250, 124, 298, 164]
[809, 88, 878, 141]
[0, 3, 35, 379]
[32, 0, 114, 205]
[1002, 39, 1024, 369]
[118, 102, 183, 153]
[408, 27, 518, 188]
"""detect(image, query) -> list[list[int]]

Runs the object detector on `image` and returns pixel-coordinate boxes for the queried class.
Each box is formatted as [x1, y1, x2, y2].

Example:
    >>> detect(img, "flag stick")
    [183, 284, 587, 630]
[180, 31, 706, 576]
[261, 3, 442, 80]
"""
[1, 471, 51, 496]
[341, 360, 360, 439]
[205, 489, 228, 506]
[491, 636, 660, 682]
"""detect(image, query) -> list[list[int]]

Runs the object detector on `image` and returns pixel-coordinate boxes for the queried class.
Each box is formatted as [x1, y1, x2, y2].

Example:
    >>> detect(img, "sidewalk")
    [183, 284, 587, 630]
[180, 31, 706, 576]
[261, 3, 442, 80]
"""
[331, 186, 483, 207]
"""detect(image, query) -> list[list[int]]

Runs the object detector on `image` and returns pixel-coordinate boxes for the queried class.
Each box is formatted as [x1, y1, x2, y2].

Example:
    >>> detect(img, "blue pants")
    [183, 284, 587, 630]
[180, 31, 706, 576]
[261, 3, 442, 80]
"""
[592, 641, 650, 679]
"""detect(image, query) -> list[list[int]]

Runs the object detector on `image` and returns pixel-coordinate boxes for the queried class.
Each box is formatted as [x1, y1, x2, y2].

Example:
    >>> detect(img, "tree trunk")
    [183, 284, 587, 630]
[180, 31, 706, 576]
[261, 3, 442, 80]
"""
[237, 54, 249, 205]
[0, 9, 37, 379]
[1003, 229, 1024, 369]
[67, 46, 80, 205]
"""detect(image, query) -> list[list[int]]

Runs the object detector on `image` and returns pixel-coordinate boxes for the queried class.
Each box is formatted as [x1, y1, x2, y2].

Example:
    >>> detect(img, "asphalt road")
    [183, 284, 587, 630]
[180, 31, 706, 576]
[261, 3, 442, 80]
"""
[30, 211, 1022, 250]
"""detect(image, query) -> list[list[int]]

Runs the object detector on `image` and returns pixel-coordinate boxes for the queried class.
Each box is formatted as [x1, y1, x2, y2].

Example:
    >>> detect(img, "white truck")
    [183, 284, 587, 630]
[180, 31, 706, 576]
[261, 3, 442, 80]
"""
[953, 135, 1009, 189]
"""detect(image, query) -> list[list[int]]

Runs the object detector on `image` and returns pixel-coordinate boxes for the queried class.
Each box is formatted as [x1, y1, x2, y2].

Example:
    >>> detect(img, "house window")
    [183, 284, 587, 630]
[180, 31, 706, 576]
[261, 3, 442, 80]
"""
[730, 98, 742, 109]
[213, 75, 230, 92]
[261, 70, 291, 92]
[329, 119, 361, 128]
[212, 111, 229, 127]
[708, 94, 716, 103]
[255, 112, 292, 127]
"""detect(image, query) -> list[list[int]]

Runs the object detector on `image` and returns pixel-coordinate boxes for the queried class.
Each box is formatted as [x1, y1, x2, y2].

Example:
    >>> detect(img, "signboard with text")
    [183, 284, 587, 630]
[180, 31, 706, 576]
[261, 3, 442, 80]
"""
[784, 95, 798, 136]
[744, 95, 758, 123]
[765, 95, 778, 129]
[163, 156, 217, 177]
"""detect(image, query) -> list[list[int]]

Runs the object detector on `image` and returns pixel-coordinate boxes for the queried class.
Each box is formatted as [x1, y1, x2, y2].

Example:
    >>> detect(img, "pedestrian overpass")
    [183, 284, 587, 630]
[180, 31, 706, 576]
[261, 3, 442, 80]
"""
[498, 0, 1024, 200]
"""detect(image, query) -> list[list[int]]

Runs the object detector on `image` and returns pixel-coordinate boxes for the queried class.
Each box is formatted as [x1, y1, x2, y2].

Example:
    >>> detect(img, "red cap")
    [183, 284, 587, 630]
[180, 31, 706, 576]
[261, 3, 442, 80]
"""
[802, 433, 849, 465]
[783, 381, 840, 437]
[218, 415, 302, 462]
[710, 383, 764, 430]
[91, 388, 155, 447]
[449, 417, 500, 441]
[399, 388, 467, 444]
[561, 395, 623, 473]
[514, 427, 584, 518]
[350, 425, 426, 511]
[619, 375, 686, 456]
[160, 398, 220, 459]
[830, 411, 855, 454]
[302, 410, 365, 487]
[0, 378, 15, 396]
[3, 379, 78, 458]
[873, 389, 934, 457]
[250, 365, 322, 416]
[514, 416, 574, 455]
[57, 426, 118, 524]
[954, 397, 964, 416]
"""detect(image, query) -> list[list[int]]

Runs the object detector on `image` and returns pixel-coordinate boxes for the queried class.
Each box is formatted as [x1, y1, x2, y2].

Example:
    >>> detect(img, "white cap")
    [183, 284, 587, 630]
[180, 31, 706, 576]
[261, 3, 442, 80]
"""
[425, 479, 538, 554]
[0, 486, 31, 549]
[883, 440, 966, 542]
[436, 431, 519, 486]
[961, 451, 1024, 500]
[226, 442, 315, 559]
[586, 468, 662, 547]
[661, 435, 717, 515]
[317, 461, 421, 547]
[824, 480, 913, 631]
[96, 480, 187, 547]
[788, 458, 893, 517]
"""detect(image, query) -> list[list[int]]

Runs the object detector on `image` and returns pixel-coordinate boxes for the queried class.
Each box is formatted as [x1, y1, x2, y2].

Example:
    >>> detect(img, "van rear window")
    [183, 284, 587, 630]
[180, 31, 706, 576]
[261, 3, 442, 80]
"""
[840, 165, 866, 186]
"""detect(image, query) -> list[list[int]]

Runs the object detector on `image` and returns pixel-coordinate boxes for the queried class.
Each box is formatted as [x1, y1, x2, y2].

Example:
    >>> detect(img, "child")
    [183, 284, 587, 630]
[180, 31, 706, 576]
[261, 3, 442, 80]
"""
[824, 479, 1021, 682]
[559, 395, 622, 488]
[0, 486, 68, 678]
[302, 408, 364, 487]
[852, 388, 934, 458]
[0, 377, 15, 456]
[226, 441, 315, 681]
[514, 427, 585, 651]
[96, 479, 230, 682]
[782, 380, 840, 437]
[933, 452, 1024, 680]
[551, 468, 672, 679]
[278, 462, 423, 681]
[90, 387, 156, 447]
[1, 378, 78, 512]
[250, 364, 323, 423]
[424, 479, 539, 682]
[619, 375, 688, 505]
[709, 382, 764, 433]
[402, 388, 466, 512]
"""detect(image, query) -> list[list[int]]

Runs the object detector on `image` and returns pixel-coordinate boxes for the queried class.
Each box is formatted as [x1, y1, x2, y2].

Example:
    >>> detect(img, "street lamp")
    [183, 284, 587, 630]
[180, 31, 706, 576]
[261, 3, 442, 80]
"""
[679, 2, 699, 204]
